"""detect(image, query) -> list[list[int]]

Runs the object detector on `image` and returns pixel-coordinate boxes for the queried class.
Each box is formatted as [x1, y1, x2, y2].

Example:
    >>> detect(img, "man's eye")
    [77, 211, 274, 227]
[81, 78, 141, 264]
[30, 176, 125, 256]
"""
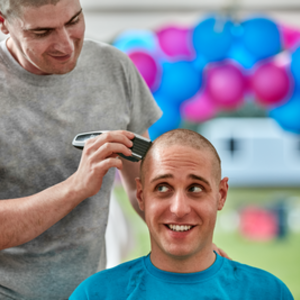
[33, 30, 50, 38]
[189, 186, 202, 192]
[157, 185, 169, 192]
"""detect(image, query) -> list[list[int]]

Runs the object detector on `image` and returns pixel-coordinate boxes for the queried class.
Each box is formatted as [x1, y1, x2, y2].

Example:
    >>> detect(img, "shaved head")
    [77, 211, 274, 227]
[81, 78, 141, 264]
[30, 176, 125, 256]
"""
[0, 0, 61, 19]
[140, 129, 221, 185]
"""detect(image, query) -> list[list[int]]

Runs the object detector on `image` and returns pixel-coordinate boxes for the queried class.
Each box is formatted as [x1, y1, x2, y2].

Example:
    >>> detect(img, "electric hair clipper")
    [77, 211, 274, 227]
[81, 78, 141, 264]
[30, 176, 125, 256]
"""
[72, 131, 152, 162]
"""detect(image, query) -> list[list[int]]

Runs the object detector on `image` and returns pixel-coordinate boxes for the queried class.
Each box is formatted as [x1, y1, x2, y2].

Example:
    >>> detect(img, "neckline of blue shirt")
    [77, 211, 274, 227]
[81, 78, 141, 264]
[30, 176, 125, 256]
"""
[143, 251, 224, 283]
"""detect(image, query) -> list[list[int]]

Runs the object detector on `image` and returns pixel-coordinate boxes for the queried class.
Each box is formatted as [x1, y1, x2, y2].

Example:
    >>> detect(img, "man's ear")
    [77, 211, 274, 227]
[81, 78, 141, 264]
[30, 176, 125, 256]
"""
[135, 177, 145, 212]
[0, 12, 10, 35]
[217, 177, 229, 211]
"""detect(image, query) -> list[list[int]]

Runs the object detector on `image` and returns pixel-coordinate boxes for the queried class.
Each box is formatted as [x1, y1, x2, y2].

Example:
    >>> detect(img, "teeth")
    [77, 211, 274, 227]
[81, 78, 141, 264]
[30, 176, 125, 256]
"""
[168, 224, 192, 232]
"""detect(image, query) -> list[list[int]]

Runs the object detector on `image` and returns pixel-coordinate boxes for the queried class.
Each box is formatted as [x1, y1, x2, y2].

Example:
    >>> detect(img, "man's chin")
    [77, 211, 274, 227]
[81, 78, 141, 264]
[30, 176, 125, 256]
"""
[54, 67, 76, 75]
[164, 246, 196, 260]
[50, 61, 78, 75]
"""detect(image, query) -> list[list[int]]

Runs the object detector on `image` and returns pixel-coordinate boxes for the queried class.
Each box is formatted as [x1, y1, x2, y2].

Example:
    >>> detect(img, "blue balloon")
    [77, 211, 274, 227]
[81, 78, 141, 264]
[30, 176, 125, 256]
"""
[157, 61, 202, 105]
[113, 30, 158, 53]
[241, 17, 281, 60]
[291, 46, 300, 89]
[192, 55, 209, 72]
[192, 16, 234, 62]
[269, 92, 300, 134]
[148, 93, 182, 140]
[228, 41, 259, 69]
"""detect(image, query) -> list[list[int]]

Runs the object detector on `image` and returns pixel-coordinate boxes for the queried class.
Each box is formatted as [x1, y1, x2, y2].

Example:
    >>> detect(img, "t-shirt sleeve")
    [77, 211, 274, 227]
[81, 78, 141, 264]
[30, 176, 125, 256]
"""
[281, 283, 294, 300]
[123, 54, 162, 136]
[68, 274, 103, 300]
[69, 282, 89, 300]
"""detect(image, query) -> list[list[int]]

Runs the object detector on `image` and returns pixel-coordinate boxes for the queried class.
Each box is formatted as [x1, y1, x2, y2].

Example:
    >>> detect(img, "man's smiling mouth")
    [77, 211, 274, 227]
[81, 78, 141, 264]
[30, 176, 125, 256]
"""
[167, 224, 194, 232]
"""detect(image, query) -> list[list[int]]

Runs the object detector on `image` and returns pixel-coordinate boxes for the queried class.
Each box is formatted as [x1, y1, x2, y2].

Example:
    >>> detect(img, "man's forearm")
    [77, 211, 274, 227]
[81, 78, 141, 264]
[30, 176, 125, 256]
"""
[0, 130, 135, 250]
[0, 177, 83, 250]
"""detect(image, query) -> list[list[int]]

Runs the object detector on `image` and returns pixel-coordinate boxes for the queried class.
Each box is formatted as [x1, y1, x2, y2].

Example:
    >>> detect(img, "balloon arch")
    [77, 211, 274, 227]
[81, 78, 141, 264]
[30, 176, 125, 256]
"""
[112, 15, 300, 139]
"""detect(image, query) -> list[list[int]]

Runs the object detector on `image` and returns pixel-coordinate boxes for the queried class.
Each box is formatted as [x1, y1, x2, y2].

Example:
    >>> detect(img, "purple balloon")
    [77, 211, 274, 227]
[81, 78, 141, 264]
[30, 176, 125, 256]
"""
[251, 62, 292, 106]
[206, 61, 247, 110]
[181, 92, 218, 123]
[156, 26, 194, 59]
[128, 51, 160, 91]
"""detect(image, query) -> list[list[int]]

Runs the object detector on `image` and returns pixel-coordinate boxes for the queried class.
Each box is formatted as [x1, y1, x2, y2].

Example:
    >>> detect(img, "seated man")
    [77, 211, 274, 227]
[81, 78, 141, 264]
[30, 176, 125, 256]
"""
[70, 129, 293, 300]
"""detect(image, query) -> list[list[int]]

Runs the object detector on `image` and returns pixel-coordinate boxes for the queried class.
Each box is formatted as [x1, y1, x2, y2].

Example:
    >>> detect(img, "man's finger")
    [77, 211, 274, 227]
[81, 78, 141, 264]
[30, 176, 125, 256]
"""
[93, 142, 132, 161]
[85, 131, 134, 153]
[212, 243, 232, 260]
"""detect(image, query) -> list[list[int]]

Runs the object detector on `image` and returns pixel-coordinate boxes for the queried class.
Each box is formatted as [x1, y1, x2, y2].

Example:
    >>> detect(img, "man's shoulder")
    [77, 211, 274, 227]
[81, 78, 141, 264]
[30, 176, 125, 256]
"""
[80, 39, 128, 63]
[227, 259, 282, 281]
[222, 258, 293, 298]
[70, 256, 146, 299]
[97, 256, 145, 279]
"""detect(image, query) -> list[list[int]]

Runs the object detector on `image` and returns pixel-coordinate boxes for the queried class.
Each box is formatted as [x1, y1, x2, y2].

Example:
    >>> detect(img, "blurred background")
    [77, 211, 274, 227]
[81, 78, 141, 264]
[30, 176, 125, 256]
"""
[2, 0, 300, 297]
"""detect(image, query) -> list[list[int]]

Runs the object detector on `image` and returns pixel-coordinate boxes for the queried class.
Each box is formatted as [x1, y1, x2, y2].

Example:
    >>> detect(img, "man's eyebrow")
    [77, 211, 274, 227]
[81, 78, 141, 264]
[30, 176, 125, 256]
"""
[188, 174, 210, 186]
[66, 8, 82, 24]
[26, 8, 82, 32]
[150, 173, 210, 186]
[150, 174, 173, 184]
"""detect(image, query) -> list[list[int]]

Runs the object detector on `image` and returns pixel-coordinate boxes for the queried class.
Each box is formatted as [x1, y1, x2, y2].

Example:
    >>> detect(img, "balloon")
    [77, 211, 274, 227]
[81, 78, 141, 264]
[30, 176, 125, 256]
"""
[205, 61, 247, 110]
[251, 62, 292, 106]
[280, 25, 300, 50]
[113, 30, 158, 54]
[192, 16, 234, 62]
[181, 92, 218, 123]
[148, 93, 182, 140]
[241, 17, 281, 60]
[291, 46, 300, 89]
[156, 25, 194, 59]
[192, 55, 209, 72]
[157, 61, 202, 105]
[269, 92, 300, 134]
[228, 42, 259, 69]
[128, 51, 160, 91]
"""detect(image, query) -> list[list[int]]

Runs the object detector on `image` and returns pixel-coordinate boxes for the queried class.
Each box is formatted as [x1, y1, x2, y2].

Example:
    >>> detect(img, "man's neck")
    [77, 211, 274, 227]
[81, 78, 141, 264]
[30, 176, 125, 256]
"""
[150, 245, 216, 274]
[6, 38, 22, 66]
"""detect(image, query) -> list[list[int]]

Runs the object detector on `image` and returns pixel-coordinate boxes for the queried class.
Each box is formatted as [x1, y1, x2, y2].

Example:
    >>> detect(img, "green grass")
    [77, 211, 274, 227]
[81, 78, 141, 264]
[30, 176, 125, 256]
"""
[113, 185, 300, 299]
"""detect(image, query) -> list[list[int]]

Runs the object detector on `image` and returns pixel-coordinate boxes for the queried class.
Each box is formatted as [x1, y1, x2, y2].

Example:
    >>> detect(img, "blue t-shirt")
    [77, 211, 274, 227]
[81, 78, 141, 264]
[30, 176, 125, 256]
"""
[70, 253, 293, 299]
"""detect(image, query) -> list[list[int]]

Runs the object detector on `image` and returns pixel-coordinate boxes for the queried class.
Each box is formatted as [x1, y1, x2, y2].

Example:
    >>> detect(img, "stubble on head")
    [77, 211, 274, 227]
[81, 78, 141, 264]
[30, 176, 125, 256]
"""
[140, 129, 222, 187]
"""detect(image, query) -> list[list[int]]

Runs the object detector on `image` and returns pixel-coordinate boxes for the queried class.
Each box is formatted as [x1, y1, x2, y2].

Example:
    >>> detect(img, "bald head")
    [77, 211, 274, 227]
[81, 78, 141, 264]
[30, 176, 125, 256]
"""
[140, 129, 221, 185]
[0, 0, 61, 19]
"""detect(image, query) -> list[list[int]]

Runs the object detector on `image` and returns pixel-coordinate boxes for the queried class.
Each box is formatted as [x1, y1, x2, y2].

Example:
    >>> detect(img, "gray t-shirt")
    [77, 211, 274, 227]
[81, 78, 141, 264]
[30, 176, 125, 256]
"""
[0, 38, 161, 300]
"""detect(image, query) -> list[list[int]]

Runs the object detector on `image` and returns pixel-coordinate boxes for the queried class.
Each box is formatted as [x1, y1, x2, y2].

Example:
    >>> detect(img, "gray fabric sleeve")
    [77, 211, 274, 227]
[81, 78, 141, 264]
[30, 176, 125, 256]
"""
[122, 53, 162, 136]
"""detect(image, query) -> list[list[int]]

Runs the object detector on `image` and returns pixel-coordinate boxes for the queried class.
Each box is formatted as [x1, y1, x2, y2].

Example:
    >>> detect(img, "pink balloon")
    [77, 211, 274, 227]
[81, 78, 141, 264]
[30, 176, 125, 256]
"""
[128, 51, 160, 91]
[156, 26, 194, 59]
[206, 62, 246, 110]
[251, 62, 291, 106]
[280, 25, 300, 50]
[181, 92, 218, 123]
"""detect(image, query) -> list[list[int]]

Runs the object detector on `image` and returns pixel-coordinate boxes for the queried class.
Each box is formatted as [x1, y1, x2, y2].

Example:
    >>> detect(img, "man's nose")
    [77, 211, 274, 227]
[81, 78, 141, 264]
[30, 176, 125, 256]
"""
[53, 27, 74, 54]
[169, 191, 191, 218]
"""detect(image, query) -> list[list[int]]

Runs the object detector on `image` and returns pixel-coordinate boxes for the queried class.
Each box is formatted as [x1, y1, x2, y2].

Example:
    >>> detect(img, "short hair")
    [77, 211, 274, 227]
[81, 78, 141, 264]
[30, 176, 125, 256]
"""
[0, 0, 60, 19]
[140, 129, 222, 184]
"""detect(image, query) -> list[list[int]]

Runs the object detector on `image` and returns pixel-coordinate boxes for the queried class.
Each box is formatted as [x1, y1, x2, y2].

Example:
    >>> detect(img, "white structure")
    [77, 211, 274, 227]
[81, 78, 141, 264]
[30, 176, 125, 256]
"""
[199, 118, 300, 187]
[105, 191, 135, 268]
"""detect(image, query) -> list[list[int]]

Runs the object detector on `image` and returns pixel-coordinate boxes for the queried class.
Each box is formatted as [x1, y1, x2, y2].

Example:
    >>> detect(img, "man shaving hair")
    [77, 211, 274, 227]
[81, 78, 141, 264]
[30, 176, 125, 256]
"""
[70, 129, 293, 299]
[0, 0, 162, 298]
